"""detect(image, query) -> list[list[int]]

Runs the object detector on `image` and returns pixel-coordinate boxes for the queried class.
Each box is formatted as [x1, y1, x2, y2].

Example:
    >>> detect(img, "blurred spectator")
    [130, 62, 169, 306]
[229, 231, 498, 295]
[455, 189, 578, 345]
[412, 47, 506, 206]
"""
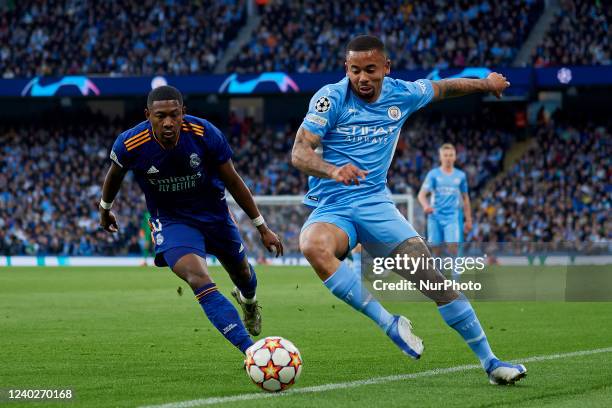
[229, 0, 543, 73]
[471, 113, 611, 248]
[0, 115, 147, 256]
[0, 109, 512, 256]
[0, 0, 246, 78]
[532, 0, 610, 67]
[1, 110, 607, 257]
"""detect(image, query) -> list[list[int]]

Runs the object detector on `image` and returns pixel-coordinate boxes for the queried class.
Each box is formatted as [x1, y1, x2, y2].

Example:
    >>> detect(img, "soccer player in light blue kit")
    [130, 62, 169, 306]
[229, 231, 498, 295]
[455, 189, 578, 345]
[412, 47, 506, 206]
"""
[418, 143, 473, 280]
[292, 36, 526, 385]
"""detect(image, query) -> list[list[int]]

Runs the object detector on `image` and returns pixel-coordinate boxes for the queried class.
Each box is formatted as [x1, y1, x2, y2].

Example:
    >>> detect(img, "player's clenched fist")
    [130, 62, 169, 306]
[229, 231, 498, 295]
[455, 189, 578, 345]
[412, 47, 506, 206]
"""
[99, 209, 119, 233]
[331, 163, 368, 185]
[486, 72, 510, 99]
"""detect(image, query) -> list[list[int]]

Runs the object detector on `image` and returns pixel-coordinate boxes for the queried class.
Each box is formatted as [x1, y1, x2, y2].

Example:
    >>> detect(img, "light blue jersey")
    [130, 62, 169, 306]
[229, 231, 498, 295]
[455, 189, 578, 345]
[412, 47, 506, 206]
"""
[300, 76, 434, 255]
[301, 76, 434, 207]
[421, 167, 468, 244]
[422, 167, 468, 216]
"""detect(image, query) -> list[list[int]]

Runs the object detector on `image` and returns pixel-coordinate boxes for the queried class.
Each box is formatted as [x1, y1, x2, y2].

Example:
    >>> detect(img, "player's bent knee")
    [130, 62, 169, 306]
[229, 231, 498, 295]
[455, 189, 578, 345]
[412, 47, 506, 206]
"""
[300, 223, 348, 259]
[300, 233, 336, 263]
[389, 237, 459, 304]
[172, 253, 212, 289]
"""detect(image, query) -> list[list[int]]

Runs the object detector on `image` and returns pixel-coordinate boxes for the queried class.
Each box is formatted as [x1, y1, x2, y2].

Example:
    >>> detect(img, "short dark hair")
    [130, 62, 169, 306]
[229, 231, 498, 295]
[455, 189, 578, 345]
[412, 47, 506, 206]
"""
[346, 35, 386, 56]
[147, 85, 183, 108]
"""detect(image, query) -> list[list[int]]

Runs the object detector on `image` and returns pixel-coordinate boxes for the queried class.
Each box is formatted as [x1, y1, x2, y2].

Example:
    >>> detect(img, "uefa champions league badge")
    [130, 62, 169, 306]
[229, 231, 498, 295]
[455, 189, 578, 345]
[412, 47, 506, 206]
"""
[387, 106, 401, 120]
[156, 233, 164, 246]
[315, 96, 331, 112]
[190, 153, 201, 168]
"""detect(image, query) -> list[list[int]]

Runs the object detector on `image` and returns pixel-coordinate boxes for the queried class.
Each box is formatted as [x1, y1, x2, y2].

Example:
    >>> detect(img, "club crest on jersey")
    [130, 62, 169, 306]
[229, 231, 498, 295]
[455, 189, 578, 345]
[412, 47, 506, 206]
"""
[156, 233, 164, 246]
[190, 153, 201, 168]
[387, 106, 401, 120]
[315, 96, 331, 113]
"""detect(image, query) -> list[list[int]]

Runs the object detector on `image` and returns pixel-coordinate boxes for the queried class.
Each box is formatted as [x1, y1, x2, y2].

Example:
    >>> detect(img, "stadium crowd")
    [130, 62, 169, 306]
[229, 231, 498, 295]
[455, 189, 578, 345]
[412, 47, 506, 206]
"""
[0, 115, 148, 257]
[229, 0, 543, 73]
[2, 0, 609, 79]
[0, 0, 246, 77]
[0, 111, 517, 257]
[470, 113, 611, 247]
[388, 111, 511, 195]
[225, 110, 511, 197]
[532, 0, 610, 67]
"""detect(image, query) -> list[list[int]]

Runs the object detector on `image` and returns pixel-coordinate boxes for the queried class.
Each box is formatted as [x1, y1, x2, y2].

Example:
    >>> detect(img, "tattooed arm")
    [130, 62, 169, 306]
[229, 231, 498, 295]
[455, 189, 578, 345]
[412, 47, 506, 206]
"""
[291, 126, 368, 185]
[432, 72, 510, 101]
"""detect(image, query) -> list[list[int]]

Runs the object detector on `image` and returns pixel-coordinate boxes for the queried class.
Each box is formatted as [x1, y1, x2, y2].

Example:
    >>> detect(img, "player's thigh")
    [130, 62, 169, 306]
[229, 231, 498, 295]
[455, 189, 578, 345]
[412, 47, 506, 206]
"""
[204, 220, 249, 276]
[300, 203, 357, 258]
[171, 252, 212, 289]
[150, 218, 206, 268]
[355, 199, 419, 257]
[299, 222, 352, 261]
[204, 220, 250, 275]
[442, 220, 461, 244]
[427, 216, 443, 246]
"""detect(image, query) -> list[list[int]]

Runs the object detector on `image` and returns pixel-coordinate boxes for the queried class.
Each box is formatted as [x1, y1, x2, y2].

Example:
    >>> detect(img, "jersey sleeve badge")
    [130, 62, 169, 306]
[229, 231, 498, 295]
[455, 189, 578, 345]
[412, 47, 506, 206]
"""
[315, 96, 331, 112]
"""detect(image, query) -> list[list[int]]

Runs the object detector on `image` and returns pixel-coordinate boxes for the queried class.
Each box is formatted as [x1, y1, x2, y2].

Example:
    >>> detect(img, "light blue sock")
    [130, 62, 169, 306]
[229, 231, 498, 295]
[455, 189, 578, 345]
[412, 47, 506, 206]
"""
[352, 252, 362, 276]
[324, 262, 394, 332]
[438, 295, 497, 369]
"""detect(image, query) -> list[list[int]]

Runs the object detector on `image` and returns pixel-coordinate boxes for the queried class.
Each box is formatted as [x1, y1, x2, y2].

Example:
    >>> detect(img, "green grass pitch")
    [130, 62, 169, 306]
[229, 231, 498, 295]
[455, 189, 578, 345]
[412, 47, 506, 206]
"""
[1, 266, 611, 407]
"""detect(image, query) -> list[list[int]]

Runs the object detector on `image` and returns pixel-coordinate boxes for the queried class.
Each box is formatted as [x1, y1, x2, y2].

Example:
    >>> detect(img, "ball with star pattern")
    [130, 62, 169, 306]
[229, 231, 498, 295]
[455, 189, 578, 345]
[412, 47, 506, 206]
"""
[244, 336, 303, 392]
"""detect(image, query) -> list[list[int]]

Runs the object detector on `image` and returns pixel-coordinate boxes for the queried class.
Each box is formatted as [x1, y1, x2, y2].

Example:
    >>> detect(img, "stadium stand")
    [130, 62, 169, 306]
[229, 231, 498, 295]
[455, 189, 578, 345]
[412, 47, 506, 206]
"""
[471, 112, 611, 247]
[227, 112, 307, 195]
[228, 0, 544, 73]
[388, 110, 512, 195]
[0, 111, 519, 257]
[0, 0, 246, 77]
[532, 0, 610, 67]
[0, 115, 147, 256]
[0, 1, 608, 258]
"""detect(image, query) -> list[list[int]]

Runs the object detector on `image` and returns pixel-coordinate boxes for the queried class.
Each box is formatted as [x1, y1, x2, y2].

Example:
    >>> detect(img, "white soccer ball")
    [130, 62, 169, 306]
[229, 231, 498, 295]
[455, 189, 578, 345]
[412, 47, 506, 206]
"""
[244, 336, 303, 392]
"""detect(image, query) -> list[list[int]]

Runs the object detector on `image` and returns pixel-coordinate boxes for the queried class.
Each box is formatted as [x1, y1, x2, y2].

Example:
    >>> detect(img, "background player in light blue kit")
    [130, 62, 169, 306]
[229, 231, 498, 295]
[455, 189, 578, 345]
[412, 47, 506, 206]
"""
[292, 35, 526, 385]
[99, 86, 283, 355]
[418, 143, 473, 280]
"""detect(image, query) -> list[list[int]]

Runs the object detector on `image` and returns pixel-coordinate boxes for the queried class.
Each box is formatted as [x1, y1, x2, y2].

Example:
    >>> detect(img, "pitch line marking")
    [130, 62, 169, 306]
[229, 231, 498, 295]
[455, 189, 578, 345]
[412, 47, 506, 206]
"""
[140, 346, 612, 408]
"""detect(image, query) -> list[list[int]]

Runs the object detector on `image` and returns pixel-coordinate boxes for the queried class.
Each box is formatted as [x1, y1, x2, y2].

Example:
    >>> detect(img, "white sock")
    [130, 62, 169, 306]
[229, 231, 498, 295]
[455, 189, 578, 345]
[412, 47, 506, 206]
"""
[239, 291, 257, 304]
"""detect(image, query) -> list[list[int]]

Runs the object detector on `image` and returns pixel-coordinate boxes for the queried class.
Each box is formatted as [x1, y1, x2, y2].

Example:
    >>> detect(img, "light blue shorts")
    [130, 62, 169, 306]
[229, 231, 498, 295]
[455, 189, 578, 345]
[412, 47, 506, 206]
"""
[427, 212, 464, 245]
[301, 194, 420, 257]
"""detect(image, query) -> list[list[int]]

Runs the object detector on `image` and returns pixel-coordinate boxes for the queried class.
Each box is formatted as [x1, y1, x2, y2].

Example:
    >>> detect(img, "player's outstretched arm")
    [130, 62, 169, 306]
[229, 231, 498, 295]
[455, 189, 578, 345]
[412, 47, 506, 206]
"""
[99, 162, 127, 233]
[291, 127, 368, 185]
[218, 160, 284, 257]
[432, 72, 510, 101]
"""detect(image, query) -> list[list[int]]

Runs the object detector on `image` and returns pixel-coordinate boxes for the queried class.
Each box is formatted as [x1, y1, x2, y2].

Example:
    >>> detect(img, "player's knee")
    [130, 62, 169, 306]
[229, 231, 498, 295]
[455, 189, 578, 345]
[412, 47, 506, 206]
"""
[172, 255, 211, 289]
[300, 233, 335, 263]
[391, 236, 432, 258]
[390, 237, 459, 303]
